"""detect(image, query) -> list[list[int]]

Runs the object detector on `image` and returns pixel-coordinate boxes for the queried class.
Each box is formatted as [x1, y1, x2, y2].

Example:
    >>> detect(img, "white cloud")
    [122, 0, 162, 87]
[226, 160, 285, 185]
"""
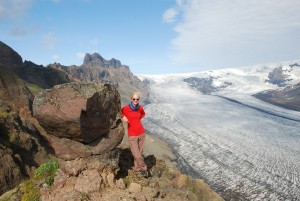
[42, 32, 58, 49]
[163, 7, 178, 23]
[166, 0, 300, 69]
[76, 52, 85, 59]
[0, 0, 33, 20]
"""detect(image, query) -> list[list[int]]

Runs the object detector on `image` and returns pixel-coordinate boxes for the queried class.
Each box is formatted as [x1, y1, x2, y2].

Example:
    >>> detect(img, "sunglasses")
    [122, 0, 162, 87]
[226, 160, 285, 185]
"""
[132, 98, 140, 101]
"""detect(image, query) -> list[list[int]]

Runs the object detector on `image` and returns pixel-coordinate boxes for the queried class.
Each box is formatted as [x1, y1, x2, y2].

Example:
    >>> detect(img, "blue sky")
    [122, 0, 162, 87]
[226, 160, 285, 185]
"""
[1, 0, 300, 74]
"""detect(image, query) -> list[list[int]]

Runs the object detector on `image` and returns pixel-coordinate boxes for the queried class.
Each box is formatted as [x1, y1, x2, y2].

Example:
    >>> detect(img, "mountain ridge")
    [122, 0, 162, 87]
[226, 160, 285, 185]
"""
[0, 41, 148, 105]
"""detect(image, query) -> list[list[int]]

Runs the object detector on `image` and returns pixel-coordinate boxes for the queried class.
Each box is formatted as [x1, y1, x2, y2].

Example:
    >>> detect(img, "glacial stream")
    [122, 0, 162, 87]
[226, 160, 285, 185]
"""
[143, 80, 300, 200]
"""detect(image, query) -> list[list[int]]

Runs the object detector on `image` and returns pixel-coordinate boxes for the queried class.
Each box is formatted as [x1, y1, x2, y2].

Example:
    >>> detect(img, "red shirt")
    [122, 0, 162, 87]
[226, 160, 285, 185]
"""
[121, 105, 145, 136]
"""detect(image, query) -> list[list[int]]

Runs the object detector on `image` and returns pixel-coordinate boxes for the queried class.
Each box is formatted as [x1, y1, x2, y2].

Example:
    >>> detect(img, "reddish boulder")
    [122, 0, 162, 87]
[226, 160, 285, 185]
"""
[33, 82, 125, 159]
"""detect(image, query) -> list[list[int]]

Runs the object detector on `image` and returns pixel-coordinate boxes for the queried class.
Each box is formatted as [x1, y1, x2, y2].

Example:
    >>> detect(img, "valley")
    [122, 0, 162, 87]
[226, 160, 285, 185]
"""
[140, 65, 300, 200]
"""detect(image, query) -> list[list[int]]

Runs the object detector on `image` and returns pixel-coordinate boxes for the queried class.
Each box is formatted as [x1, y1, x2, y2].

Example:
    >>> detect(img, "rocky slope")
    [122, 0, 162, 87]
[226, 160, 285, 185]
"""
[0, 148, 224, 201]
[0, 81, 126, 196]
[0, 81, 223, 201]
[254, 81, 300, 111]
[0, 41, 71, 89]
[0, 62, 53, 195]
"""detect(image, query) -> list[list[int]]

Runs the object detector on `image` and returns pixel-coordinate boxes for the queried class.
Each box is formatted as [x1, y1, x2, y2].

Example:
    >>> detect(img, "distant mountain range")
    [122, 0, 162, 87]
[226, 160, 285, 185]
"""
[0, 41, 147, 106]
[139, 61, 300, 112]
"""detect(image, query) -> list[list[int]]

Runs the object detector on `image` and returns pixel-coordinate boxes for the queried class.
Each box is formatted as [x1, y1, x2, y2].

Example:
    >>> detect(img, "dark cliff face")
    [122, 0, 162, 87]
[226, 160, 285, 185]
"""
[0, 41, 72, 90]
[0, 41, 23, 67]
[17, 61, 71, 89]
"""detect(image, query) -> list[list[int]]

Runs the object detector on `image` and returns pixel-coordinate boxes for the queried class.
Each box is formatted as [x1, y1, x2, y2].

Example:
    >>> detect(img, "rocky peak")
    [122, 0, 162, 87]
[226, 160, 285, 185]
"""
[84, 53, 105, 64]
[83, 53, 122, 68]
[0, 41, 23, 67]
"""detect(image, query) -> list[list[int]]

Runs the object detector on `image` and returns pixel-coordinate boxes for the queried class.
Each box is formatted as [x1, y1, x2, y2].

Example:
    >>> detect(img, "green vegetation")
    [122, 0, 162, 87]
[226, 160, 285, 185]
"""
[21, 180, 40, 201]
[20, 157, 59, 201]
[26, 83, 44, 95]
[34, 157, 58, 179]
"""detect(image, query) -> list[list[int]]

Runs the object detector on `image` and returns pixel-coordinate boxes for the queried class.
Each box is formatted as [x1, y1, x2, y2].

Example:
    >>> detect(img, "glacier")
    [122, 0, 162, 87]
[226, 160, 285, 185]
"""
[139, 62, 300, 200]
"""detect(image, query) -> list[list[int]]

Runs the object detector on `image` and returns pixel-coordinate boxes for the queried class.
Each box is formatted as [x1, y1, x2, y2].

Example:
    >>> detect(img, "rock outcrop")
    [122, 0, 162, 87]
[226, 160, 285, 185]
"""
[0, 65, 33, 111]
[49, 53, 148, 105]
[0, 148, 224, 201]
[0, 144, 24, 196]
[0, 102, 51, 195]
[33, 82, 125, 160]
[0, 62, 55, 195]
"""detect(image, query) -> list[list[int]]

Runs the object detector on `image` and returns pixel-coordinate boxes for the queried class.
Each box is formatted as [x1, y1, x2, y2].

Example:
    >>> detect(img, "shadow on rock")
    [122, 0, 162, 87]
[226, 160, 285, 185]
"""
[116, 148, 156, 179]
